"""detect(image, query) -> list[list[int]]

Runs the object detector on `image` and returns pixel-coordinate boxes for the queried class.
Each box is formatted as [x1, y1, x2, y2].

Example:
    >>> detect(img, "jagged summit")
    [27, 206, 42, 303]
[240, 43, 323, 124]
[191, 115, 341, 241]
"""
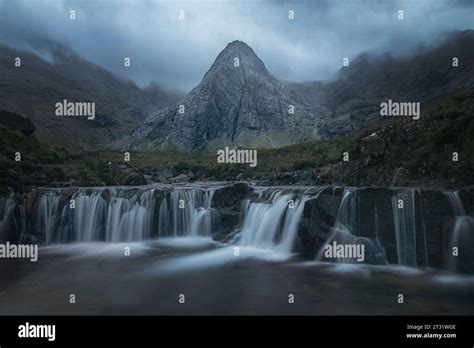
[222, 40, 255, 52]
[200, 40, 269, 88]
[215, 40, 265, 65]
[220, 40, 259, 55]
[126, 41, 324, 151]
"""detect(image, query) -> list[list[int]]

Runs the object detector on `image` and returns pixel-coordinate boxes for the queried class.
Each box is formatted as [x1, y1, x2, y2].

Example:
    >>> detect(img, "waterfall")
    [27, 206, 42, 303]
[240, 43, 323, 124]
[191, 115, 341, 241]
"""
[0, 194, 16, 242]
[314, 188, 385, 264]
[315, 188, 360, 262]
[315, 188, 429, 266]
[334, 188, 359, 234]
[34, 191, 66, 244]
[391, 189, 418, 267]
[236, 187, 312, 253]
[28, 186, 215, 244]
[445, 191, 474, 271]
[1, 184, 473, 272]
[158, 188, 215, 237]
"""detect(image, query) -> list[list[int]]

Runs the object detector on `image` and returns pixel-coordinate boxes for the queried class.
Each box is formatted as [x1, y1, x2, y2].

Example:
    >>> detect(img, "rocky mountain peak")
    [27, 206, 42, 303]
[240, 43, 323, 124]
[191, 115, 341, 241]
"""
[125, 41, 323, 151]
[217, 40, 263, 64]
[200, 40, 269, 87]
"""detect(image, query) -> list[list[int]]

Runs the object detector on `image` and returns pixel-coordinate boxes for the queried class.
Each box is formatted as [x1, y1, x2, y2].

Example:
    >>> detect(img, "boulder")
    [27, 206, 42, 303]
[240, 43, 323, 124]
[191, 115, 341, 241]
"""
[124, 171, 147, 185]
[211, 183, 251, 241]
[171, 174, 189, 183]
[313, 163, 342, 184]
[0, 109, 36, 135]
[297, 188, 344, 258]
[107, 162, 147, 186]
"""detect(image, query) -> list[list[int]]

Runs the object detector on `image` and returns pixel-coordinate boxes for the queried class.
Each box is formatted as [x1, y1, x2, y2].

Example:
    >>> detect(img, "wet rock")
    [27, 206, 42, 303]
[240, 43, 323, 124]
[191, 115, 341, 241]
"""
[0, 170, 23, 190]
[156, 169, 173, 179]
[60, 186, 78, 199]
[157, 176, 170, 184]
[108, 162, 147, 186]
[296, 187, 474, 271]
[297, 188, 344, 258]
[98, 188, 113, 202]
[270, 170, 313, 185]
[171, 174, 189, 183]
[124, 171, 147, 185]
[26, 190, 39, 215]
[459, 188, 474, 216]
[211, 183, 251, 241]
[313, 163, 342, 184]
[390, 167, 406, 186]
[353, 188, 398, 264]
[422, 189, 474, 273]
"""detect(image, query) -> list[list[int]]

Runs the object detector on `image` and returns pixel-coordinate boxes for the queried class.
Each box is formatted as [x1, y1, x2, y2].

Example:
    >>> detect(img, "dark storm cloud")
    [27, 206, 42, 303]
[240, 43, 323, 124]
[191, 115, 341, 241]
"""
[0, 0, 472, 91]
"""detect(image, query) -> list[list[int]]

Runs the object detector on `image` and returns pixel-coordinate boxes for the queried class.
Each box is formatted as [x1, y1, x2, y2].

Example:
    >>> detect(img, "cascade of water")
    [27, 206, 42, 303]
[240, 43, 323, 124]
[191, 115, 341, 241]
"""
[29, 186, 215, 244]
[315, 188, 365, 263]
[104, 188, 158, 242]
[446, 191, 466, 216]
[334, 188, 358, 234]
[445, 190, 474, 270]
[34, 191, 65, 244]
[2, 183, 472, 273]
[236, 187, 312, 253]
[276, 193, 311, 253]
[391, 189, 417, 267]
[74, 191, 108, 242]
[0, 194, 16, 242]
[157, 188, 215, 237]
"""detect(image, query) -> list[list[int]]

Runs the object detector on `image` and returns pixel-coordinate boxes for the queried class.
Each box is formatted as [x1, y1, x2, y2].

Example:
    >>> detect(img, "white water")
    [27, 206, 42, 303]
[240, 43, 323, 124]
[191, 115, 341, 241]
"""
[316, 188, 384, 264]
[445, 190, 474, 271]
[32, 187, 215, 243]
[2, 184, 473, 273]
[237, 187, 314, 253]
[158, 189, 214, 237]
[391, 189, 418, 267]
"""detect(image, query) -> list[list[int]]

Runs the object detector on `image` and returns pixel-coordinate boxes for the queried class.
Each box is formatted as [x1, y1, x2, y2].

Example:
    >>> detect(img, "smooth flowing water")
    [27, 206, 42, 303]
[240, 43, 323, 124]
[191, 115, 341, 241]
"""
[0, 183, 473, 271]
[1, 183, 473, 315]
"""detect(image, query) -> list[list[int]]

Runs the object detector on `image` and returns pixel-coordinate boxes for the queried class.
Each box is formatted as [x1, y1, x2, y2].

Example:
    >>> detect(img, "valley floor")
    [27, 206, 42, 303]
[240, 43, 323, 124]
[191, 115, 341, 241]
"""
[0, 238, 473, 315]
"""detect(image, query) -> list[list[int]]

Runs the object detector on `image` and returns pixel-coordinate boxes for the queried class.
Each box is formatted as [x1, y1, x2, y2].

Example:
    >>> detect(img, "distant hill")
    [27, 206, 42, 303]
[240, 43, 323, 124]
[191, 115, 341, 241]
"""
[289, 30, 474, 138]
[0, 42, 182, 149]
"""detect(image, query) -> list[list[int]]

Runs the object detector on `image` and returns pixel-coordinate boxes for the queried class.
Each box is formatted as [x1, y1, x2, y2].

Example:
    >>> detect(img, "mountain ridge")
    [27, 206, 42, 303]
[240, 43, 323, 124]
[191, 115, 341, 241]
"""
[290, 30, 474, 138]
[2, 31, 473, 152]
[125, 31, 474, 152]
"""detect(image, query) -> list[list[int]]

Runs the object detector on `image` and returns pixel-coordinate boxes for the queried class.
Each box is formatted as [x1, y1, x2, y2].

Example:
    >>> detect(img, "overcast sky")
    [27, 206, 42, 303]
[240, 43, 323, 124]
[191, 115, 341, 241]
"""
[0, 0, 473, 92]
